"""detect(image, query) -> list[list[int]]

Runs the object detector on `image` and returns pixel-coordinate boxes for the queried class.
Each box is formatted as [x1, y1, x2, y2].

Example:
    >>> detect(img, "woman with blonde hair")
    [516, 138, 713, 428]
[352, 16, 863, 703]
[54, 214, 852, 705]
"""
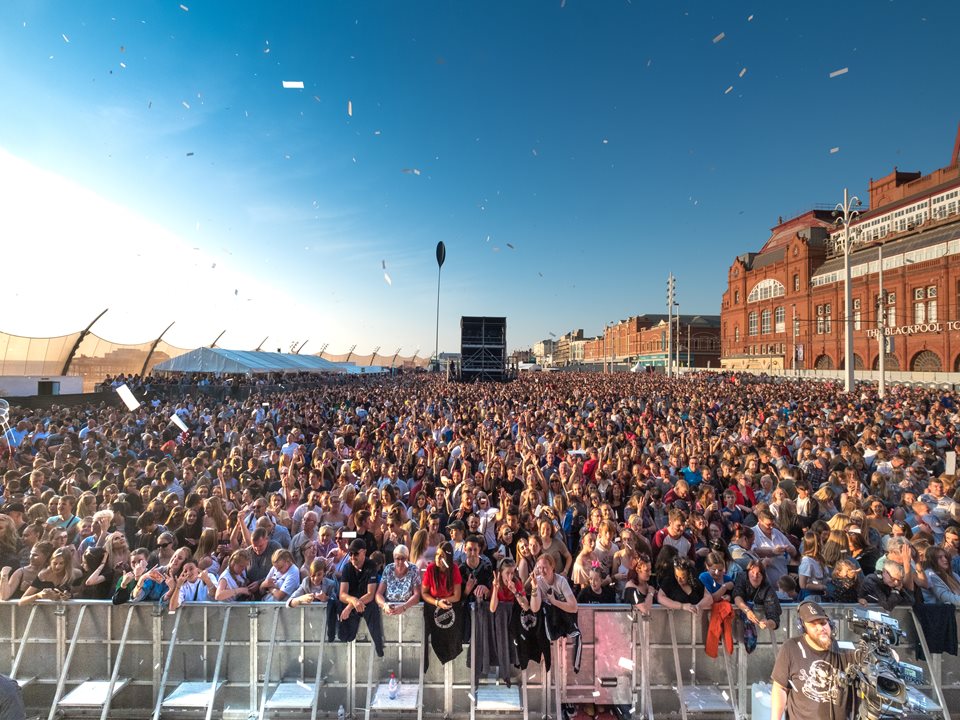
[193, 528, 221, 575]
[821, 529, 852, 567]
[76, 492, 98, 520]
[827, 513, 852, 533]
[410, 529, 430, 571]
[19, 547, 80, 604]
[813, 486, 838, 521]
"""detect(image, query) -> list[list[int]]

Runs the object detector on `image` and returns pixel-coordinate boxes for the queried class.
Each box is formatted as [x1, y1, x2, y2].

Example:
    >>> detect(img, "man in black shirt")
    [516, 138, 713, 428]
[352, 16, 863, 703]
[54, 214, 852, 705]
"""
[338, 539, 384, 656]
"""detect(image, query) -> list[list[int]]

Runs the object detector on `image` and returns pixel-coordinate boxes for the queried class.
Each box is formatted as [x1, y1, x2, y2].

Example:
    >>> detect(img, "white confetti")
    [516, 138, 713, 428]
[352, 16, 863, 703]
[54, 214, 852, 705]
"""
[282, 81, 304, 89]
[724, 86, 734, 94]
[347, 100, 353, 116]
[602, 139, 609, 144]
[617, 657, 635, 671]
[384, 271, 392, 286]
[713, 32, 725, 43]
[532, 148, 538, 156]
[829, 67, 849, 78]
[739, 67, 747, 77]
[182, 100, 190, 109]
[467, 692, 475, 702]
[61, 33, 70, 43]
[119, 62, 126, 68]
[747, 14, 754, 21]
[722, 690, 729, 701]
[592, 691, 601, 697]
[180, 4, 189, 10]
[830, 147, 840, 154]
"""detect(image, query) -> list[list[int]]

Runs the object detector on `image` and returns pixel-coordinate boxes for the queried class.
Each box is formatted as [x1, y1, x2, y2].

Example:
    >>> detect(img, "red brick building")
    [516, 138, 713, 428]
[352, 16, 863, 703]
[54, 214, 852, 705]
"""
[582, 314, 721, 369]
[721, 126, 960, 373]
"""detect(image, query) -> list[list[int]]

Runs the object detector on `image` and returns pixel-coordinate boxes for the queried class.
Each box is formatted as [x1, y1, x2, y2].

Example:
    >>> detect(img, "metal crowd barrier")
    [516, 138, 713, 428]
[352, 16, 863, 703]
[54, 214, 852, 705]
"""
[1, 601, 955, 719]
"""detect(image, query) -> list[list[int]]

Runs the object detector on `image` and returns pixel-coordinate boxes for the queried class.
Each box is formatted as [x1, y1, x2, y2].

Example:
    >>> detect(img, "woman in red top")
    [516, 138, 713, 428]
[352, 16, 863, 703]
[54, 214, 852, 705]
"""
[422, 542, 463, 666]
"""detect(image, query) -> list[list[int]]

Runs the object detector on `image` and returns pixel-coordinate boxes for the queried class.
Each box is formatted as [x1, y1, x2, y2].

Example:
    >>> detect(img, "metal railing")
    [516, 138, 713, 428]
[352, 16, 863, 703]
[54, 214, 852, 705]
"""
[1, 601, 955, 718]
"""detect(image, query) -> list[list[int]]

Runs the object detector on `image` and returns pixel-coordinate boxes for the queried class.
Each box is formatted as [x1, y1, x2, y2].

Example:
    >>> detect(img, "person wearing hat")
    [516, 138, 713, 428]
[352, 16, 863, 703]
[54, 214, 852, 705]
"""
[446, 520, 467, 563]
[337, 539, 385, 657]
[770, 601, 853, 720]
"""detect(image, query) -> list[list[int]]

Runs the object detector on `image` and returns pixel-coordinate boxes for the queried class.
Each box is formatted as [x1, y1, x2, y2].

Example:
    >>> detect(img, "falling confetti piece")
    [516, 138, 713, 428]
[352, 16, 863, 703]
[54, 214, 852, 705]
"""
[830, 147, 840, 154]
[531, 148, 538, 156]
[560, 0, 566, 6]
[722, 691, 729, 701]
[506, 243, 515, 249]
[211, 263, 216, 269]
[829, 67, 849, 78]
[313, 95, 321, 102]
[747, 14, 754, 21]
[282, 80, 304, 89]
[264, 47, 270, 53]
[712, 32, 725, 43]
[381, 260, 386, 270]
[617, 657, 635, 671]
[739, 67, 747, 77]
[602, 139, 609, 144]
[61, 33, 70, 43]
[148, 101, 152, 109]
[592, 691, 601, 697]
[538, 272, 543, 277]
[180, 4, 189, 11]
[724, 86, 734, 94]
[493, 247, 500, 252]
[119, 62, 126, 68]
[186, 152, 194, 156]
[383, 272, 392, 286]
[120, 45, 125, 52]
[182, 100, 190, 109]
[234, 289, 238, 296]
[347, 100, 353, 116]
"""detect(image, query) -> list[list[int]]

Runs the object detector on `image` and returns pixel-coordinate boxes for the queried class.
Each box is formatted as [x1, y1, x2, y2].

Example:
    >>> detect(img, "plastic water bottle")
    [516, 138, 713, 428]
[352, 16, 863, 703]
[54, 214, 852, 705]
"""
[388, 672, 399, 699]
[337, 704, 345, 720]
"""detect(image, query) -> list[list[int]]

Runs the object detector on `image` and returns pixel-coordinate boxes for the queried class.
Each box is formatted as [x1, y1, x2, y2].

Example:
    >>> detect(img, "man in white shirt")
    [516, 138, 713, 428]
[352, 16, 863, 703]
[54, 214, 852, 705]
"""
[751, 510, 797, 588]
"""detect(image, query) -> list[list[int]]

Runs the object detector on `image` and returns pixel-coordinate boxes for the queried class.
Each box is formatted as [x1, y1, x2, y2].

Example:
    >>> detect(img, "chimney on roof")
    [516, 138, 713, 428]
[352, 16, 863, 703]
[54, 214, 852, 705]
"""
[952, 120, 960, 167]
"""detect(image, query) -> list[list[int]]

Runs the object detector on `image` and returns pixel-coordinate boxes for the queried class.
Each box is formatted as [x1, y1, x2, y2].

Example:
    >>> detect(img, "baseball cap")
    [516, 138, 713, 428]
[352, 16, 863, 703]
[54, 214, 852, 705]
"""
[348, 539, 367, 554]
[798, 601, 830, 624]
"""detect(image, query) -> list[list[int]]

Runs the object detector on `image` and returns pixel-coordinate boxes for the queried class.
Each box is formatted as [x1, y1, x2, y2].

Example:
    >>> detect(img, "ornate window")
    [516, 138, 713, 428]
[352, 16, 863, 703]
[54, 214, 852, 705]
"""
[774, 306, 785, 333]
[761, 309, 772, 334]
[748, 279, 786, 303]
[748, 312, 758, 336]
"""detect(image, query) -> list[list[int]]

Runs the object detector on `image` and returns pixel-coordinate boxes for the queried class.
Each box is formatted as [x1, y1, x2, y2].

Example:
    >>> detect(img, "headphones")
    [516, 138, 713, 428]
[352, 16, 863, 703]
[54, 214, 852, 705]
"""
[795, 600, 838, 635]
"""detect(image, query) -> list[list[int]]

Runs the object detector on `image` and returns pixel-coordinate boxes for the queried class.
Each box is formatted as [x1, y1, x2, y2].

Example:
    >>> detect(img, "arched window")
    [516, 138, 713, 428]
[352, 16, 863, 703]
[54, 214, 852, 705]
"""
[748, 312, 758, 336]
[774, 306, 785, 333]
[747, 278, 786, 303]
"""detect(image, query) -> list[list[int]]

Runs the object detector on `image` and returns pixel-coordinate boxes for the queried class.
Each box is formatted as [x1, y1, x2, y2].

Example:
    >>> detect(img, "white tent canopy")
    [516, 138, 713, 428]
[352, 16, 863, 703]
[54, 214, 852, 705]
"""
[152, 347, 380, 375]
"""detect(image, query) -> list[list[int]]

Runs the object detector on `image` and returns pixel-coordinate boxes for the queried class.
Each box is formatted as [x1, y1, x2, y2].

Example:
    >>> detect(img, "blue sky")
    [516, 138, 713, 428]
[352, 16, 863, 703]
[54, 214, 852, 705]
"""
[2, 1, 959, 356]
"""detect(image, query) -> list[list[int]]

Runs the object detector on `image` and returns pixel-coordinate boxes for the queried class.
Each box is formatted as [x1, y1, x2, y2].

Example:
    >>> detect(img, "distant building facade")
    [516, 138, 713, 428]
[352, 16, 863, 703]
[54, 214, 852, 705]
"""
[720, 125, 960, 373]
[582, 314, 721, 369]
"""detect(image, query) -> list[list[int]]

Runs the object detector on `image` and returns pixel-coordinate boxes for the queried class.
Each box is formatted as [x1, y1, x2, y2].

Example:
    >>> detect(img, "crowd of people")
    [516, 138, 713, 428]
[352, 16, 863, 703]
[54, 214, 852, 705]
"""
[1, 370, 960, 689]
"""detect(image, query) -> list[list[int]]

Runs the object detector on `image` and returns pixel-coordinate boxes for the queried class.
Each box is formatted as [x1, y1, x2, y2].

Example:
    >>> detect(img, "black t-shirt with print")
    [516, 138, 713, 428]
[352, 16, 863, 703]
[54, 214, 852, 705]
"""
[771, 636, 853, 720]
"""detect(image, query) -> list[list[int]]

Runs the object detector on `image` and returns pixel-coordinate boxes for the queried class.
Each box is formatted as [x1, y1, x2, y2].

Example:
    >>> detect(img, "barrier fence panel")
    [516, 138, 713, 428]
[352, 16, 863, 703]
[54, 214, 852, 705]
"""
[0, 601, 954, 718]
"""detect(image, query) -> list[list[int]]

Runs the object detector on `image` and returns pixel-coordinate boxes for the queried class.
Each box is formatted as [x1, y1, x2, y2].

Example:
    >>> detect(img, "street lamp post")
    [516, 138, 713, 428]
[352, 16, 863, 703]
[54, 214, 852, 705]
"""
[877, 243, 886, 399]
[834, 188, 862, 393]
